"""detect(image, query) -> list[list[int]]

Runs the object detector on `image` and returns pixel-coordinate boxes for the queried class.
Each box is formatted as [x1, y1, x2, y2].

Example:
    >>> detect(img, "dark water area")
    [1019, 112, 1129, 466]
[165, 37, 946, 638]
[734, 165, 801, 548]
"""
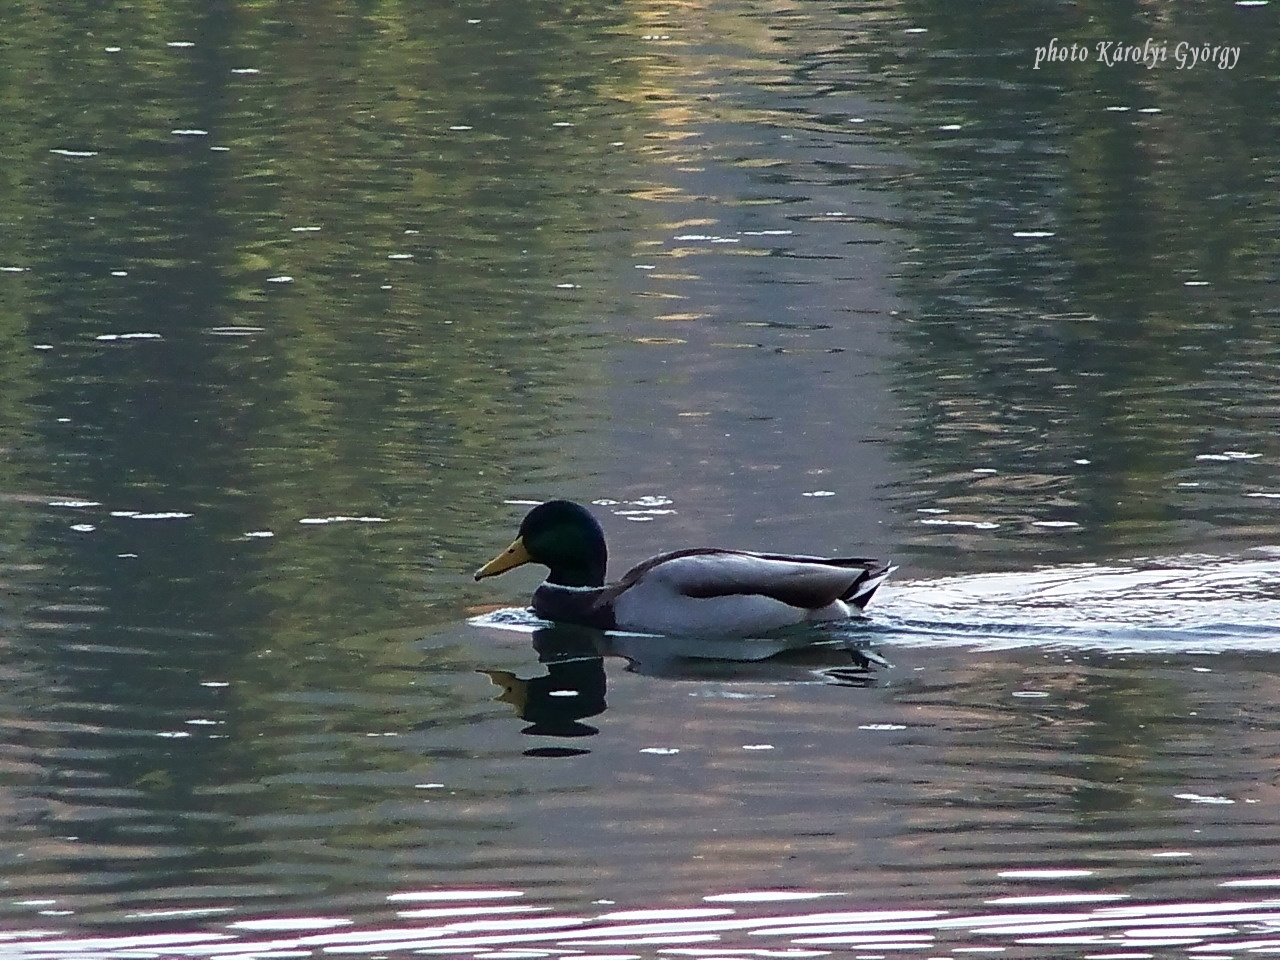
[2, 0, 1280, 957]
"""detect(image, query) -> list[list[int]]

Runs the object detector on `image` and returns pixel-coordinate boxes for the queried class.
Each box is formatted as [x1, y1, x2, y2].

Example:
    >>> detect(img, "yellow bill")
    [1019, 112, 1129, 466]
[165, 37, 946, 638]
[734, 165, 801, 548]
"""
[474, 536, 532, 580]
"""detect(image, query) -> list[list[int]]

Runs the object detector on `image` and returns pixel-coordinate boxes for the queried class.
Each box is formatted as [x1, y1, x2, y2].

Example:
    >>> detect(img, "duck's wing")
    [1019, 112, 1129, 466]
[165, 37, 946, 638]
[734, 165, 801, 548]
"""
[747, 551, 895, 609]
[603, 548, 894, 612]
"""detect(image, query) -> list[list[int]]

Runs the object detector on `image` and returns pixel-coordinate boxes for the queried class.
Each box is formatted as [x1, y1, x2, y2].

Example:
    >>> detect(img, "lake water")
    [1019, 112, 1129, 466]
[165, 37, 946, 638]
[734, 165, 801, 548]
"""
[2, 1, 1280, 958]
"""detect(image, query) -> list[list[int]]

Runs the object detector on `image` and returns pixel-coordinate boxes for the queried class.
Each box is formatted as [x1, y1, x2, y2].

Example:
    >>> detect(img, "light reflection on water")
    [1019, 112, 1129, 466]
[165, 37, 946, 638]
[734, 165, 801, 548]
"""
[10, 890, 1280, 957]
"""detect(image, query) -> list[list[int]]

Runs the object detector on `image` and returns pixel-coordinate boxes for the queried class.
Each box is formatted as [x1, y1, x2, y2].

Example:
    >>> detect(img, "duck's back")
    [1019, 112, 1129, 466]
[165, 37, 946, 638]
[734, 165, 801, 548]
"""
[607, 549, 892, 638]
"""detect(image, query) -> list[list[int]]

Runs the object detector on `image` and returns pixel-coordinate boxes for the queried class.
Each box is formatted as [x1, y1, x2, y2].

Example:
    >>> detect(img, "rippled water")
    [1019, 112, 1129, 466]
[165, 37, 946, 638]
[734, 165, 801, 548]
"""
[16, 893, 1280, 957]
[3, 0, 1280, 956]
[6, 615, 1280, 957]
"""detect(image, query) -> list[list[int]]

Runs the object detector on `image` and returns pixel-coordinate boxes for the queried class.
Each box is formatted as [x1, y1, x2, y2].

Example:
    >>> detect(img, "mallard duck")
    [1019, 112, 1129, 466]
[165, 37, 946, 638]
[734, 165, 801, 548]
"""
[474, 500, 895, 638]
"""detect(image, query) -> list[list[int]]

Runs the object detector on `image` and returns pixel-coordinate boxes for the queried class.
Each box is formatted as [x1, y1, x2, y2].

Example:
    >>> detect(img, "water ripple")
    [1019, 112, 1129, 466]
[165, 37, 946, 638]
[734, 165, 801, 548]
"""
[876, 552, 1280, 652]
[10, 892, 1280, 958]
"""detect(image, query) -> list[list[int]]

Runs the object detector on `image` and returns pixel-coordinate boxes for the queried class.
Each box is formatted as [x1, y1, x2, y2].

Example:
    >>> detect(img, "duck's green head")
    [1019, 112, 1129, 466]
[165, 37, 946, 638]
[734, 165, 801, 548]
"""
[474, 499, 608, 587]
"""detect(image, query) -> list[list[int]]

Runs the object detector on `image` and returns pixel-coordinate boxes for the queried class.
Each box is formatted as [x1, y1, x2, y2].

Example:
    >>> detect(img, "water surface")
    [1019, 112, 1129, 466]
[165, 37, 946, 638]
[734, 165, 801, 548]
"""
[1, 0, 1279, 957]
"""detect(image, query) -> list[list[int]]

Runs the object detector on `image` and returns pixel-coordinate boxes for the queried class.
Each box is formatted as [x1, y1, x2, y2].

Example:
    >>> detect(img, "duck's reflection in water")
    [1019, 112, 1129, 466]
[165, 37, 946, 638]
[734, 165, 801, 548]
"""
[481, 623, 887, 755]
[480, 625, 608, 755]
